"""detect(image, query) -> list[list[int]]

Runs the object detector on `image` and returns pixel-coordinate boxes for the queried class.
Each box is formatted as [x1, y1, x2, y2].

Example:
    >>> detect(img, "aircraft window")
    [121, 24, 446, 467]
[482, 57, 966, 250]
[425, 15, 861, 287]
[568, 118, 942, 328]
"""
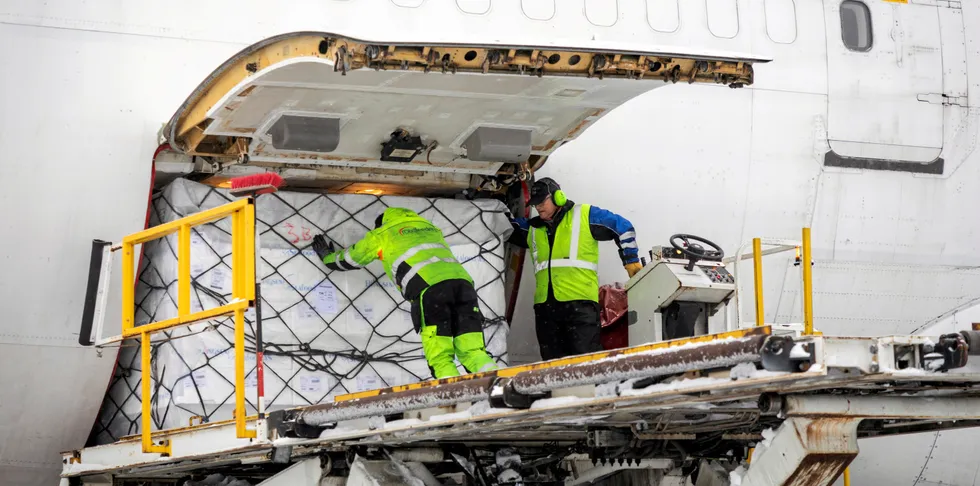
[706, 0, 740, 39]
[840, 0, 872, 51]
[646, 0, 679, 33]
[521, 0, 555, 21]
[457, 0, 490, 15]
[585, 0, 619, 27]
[764, 0, 797, 44]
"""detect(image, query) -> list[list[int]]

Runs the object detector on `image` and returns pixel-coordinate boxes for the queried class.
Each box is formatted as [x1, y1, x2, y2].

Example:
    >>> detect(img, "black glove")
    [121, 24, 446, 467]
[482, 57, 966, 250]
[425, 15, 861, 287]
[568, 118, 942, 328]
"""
[312, 234, 335, 261]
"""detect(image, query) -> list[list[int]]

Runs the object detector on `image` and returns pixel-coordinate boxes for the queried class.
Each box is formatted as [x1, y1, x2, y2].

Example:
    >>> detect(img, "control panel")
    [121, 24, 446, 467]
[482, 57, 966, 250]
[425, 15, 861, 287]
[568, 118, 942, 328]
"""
[700, 265, 734, 284]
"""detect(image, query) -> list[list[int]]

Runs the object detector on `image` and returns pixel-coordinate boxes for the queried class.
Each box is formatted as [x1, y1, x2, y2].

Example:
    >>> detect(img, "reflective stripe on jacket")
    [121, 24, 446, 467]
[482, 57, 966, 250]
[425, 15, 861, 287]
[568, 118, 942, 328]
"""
[528, 204, 600, 304]
[323, 207, 471, 300]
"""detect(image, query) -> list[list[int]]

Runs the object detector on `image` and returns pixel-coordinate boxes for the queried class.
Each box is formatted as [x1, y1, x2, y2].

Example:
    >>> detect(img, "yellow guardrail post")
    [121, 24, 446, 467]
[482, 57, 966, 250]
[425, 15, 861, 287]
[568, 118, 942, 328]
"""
[140, 331, 171, 454]
[802, 227, 814, 335]
[178, 224, 191, 315]
[752, 238, 764, 327]
[232, 204, 256, 439]
[122, 243, 135, 334]
[116, 197, 256, 454]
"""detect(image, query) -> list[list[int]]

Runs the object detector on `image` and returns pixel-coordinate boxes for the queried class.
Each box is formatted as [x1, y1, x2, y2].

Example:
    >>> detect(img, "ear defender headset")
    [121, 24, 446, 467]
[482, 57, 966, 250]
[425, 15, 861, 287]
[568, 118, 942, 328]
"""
[539, 177, 567, 206]
[552, 188, 567, 206]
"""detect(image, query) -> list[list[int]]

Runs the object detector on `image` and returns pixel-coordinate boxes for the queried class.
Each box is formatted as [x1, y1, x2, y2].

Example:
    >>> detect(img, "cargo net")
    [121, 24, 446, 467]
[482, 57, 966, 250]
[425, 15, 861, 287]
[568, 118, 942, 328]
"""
[89, 178, 512, 445]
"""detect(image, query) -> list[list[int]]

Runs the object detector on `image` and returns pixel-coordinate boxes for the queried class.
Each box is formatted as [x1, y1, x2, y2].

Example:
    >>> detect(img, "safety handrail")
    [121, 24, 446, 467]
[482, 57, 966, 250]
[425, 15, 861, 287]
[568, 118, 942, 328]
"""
[92, 197, 257, 455]
[726, 228, 815, 335]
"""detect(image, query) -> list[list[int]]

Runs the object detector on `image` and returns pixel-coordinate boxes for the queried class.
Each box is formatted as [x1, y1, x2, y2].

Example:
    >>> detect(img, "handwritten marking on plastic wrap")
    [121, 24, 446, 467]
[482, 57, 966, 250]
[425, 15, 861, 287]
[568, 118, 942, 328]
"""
[282, 223, 315, 245]
[314, 282, 338, 314]
[246, 371, 258, 389]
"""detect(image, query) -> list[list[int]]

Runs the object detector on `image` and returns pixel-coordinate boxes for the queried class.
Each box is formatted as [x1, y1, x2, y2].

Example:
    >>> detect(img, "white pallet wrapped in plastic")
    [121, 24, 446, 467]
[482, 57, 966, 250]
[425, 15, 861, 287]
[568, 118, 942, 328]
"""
[90, 179, 511, 444]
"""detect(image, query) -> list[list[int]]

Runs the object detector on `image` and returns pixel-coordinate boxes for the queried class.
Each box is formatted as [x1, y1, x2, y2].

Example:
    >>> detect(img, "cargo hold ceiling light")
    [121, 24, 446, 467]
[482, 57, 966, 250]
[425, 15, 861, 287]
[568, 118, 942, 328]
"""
[356, 188, 384, 195]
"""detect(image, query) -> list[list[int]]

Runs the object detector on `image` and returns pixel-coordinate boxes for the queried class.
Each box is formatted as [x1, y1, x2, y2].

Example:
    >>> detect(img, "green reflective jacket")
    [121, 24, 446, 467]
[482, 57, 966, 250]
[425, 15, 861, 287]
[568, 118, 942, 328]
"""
[322, 207, 471, 299]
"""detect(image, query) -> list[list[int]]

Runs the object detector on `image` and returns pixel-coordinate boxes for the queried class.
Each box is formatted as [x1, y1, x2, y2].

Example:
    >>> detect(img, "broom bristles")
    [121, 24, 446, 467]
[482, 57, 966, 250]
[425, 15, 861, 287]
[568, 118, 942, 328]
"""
[228, 173, 284, 197]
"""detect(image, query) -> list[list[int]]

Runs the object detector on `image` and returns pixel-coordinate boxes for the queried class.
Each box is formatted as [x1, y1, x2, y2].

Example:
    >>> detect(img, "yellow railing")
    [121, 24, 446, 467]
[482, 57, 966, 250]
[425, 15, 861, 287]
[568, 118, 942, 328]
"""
[119, 198, 257, 455]
[801, 227, 814, 335]
[729, 227, 815, 335]
[752, 238, 765, 329]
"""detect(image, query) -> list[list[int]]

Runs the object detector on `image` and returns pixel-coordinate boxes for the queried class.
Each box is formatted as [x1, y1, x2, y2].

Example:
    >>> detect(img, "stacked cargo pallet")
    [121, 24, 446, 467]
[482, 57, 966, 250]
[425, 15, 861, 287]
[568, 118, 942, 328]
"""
[89, 179, 512, 443]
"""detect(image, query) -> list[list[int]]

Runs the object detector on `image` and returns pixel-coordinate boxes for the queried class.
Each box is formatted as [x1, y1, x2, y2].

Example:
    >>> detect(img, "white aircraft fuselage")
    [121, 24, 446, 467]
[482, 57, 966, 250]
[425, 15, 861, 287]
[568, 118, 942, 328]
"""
[2, 1, 980, 484]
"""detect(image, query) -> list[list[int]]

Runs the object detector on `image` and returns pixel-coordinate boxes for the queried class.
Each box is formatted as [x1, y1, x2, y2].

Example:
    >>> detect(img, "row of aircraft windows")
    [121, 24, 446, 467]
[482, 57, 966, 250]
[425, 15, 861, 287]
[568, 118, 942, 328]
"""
[389, 0, 874, 52]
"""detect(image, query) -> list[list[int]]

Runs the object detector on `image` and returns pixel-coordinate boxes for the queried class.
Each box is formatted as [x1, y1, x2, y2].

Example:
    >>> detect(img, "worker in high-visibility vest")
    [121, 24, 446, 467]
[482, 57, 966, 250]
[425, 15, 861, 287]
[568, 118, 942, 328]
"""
[509, 177, 642, 360]
[312, 208, 498, 379]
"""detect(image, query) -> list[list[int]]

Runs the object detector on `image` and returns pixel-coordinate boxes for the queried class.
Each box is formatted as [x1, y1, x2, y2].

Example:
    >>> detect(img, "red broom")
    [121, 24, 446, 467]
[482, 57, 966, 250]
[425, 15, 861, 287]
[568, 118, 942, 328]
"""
[226, 171, 283, 430]
[228, 172, 284, 198]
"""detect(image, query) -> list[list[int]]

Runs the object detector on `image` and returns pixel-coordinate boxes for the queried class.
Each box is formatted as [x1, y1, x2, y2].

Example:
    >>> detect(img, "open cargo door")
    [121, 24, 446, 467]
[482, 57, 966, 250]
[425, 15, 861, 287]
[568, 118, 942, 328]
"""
[162, 32, 767, 195]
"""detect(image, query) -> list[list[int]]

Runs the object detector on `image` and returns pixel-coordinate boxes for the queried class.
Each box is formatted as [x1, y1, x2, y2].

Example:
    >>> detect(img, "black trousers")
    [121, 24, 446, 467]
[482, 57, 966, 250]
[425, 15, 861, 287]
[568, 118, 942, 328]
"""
[409, 279, 484, 336]
[533, 299, 602, 361]
[409, 279, 495, 378]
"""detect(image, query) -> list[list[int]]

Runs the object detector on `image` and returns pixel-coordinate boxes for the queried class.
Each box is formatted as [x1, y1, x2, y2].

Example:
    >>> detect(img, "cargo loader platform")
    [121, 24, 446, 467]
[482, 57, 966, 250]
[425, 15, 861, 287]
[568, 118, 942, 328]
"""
[63, 326, 980, 486]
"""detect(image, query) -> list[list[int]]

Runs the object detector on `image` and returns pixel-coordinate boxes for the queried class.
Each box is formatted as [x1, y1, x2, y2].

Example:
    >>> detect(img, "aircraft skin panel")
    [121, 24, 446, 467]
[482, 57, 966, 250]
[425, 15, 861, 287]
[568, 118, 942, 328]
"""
[3, 1, 980, 485]
[0, 1, 769, 63]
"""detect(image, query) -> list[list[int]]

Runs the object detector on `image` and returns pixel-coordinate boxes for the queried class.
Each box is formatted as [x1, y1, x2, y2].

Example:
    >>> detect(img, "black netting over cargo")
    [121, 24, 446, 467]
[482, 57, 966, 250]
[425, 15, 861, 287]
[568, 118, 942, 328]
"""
[89, 179, 512, 445]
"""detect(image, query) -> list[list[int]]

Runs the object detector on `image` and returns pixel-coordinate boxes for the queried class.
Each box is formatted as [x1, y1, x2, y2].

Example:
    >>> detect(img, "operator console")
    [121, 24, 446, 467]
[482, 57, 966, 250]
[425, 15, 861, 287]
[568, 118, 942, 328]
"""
[626, 234, 735, 345]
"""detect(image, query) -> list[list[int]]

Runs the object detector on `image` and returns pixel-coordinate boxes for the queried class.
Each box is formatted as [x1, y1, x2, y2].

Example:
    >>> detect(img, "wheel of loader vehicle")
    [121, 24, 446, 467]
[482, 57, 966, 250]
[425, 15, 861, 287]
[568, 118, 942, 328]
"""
[670, 234, 724, 270]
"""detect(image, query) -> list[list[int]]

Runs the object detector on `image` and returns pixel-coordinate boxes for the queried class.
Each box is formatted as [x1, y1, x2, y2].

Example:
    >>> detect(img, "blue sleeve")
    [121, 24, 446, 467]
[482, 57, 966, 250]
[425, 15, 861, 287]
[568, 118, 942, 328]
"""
[588, 206, 639, 265]
[508, 217, 530, 248]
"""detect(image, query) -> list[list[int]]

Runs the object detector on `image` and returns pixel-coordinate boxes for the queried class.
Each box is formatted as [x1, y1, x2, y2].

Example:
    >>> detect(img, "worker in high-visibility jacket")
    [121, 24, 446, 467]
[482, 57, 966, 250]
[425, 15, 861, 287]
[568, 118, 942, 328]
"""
[509, 177, 642, 360]
[311, 207, 498, 379]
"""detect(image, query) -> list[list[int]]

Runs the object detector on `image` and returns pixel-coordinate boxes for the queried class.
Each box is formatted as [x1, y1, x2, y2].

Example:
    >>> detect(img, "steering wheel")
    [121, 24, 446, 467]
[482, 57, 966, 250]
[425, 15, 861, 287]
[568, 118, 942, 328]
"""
[670, 234, 725, 270]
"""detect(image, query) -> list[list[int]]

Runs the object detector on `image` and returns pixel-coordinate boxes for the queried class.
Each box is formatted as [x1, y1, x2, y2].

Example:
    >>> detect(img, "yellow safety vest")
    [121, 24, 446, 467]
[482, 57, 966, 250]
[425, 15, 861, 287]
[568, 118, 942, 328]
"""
[527, 204, 599, 304]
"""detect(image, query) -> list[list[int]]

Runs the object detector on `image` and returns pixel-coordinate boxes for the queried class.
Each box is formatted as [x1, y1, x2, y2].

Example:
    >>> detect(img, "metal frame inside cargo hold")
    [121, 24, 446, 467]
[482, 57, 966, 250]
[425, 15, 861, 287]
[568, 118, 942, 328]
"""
[82, 197, 258, 454]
